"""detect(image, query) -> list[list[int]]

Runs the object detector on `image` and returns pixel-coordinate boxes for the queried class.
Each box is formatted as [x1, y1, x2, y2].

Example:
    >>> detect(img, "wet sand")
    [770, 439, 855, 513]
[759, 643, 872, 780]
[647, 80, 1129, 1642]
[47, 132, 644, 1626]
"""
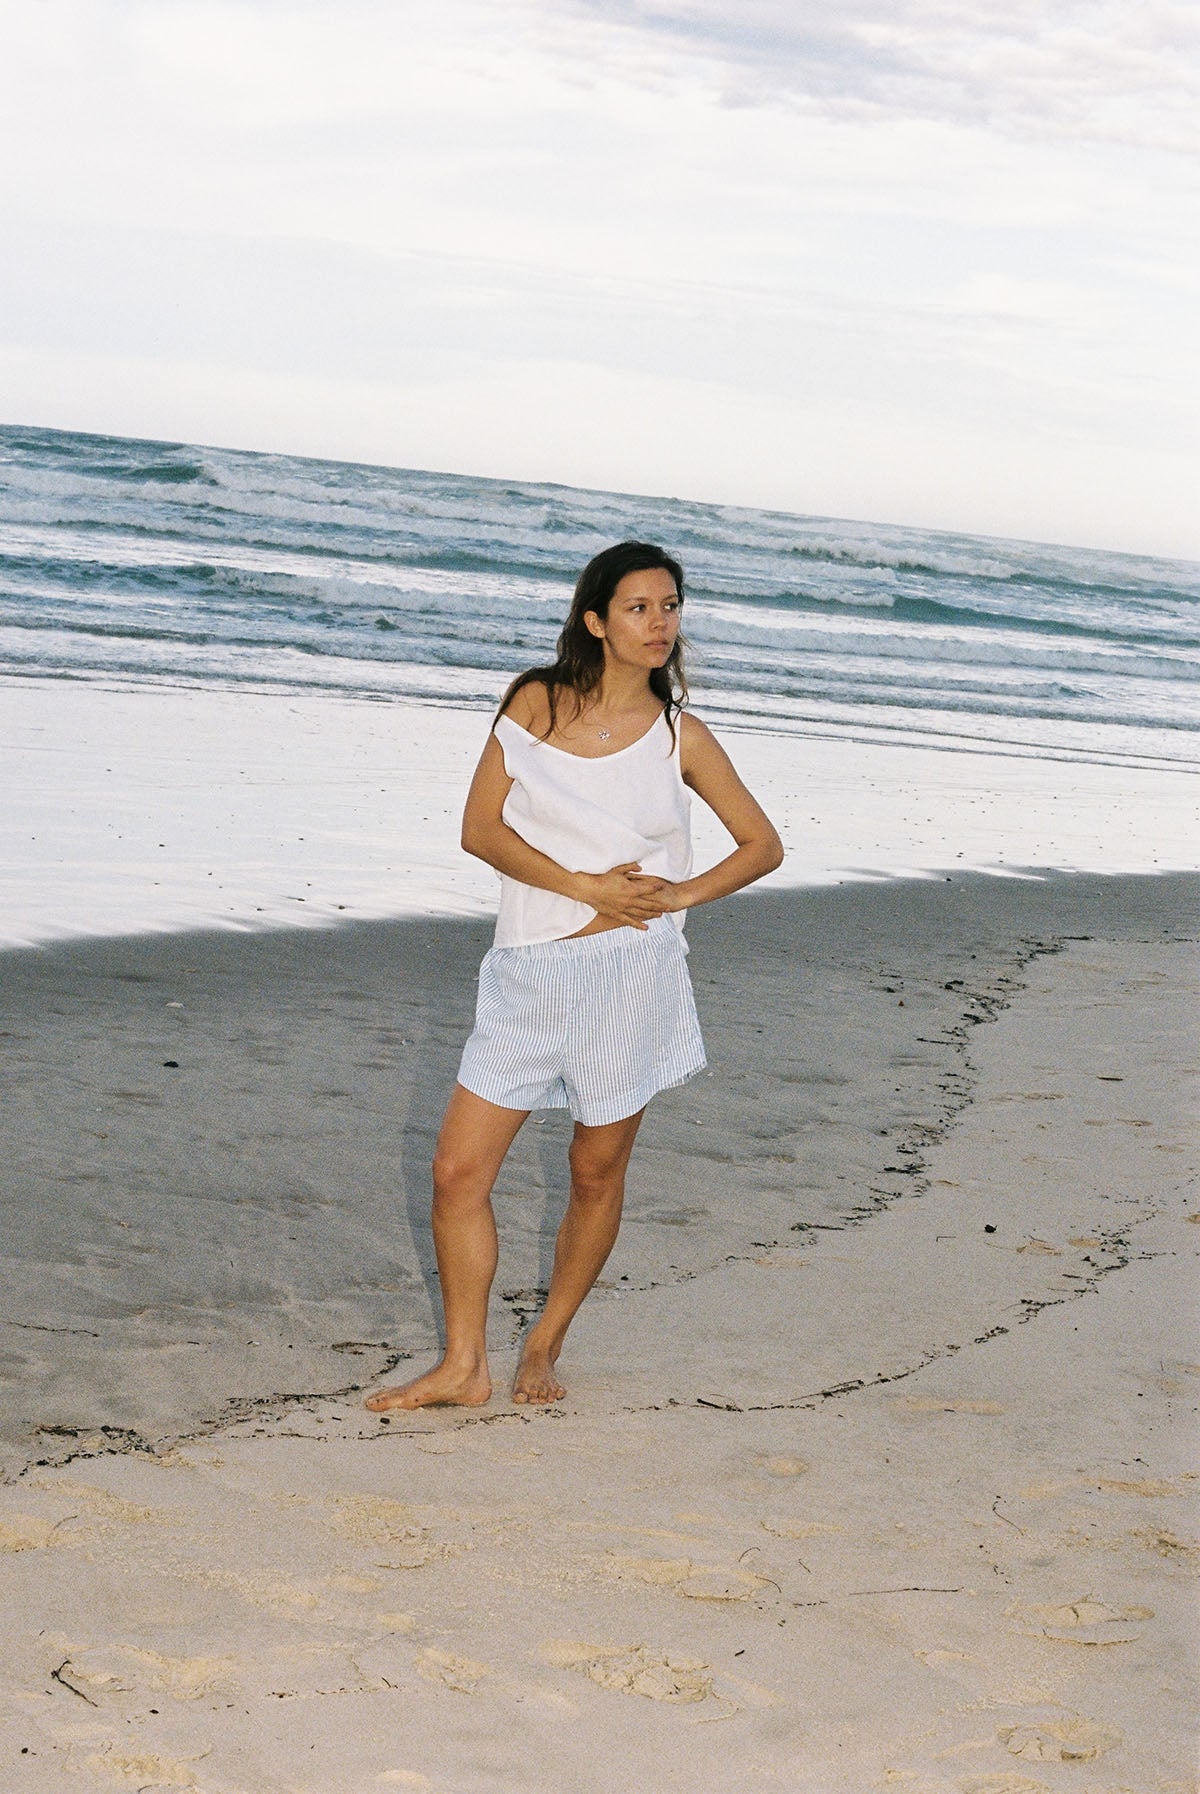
[5, 677, 1197, 950]
[1, 874, 1197, 1791]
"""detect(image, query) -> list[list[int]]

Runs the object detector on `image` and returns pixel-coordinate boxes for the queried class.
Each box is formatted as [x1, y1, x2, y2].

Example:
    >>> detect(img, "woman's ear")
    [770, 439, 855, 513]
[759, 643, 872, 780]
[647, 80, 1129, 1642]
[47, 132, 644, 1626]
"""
[582, 610, 606, 639]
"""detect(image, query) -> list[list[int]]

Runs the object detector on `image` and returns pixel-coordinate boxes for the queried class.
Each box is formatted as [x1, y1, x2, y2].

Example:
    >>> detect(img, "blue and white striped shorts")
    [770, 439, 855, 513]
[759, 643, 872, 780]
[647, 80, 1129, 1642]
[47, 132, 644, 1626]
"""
[457, 915, 706, 1127]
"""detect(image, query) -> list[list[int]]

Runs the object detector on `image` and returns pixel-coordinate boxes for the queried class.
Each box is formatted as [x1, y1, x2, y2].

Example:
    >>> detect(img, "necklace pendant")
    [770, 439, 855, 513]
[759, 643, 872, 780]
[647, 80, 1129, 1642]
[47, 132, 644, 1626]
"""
[597, 728, 611, 741]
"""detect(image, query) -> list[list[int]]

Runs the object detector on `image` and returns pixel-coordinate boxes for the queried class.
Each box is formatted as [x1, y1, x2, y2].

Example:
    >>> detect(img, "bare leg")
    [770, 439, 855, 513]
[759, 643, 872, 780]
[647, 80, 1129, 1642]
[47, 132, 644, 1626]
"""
[365, 1085, 529, 1412]
[513, 1108, 645, 1403]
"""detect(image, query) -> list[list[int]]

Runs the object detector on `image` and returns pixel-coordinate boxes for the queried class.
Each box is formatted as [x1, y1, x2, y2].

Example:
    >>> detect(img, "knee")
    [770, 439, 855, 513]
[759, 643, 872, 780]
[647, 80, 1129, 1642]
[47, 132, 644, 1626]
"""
[431, 1145, 489, 1213]
[568, 1142, 626, 1206]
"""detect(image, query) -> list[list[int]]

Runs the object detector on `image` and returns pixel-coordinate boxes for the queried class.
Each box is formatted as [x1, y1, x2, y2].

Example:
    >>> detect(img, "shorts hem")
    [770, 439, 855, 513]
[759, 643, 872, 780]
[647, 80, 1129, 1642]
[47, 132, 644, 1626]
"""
[457, 1052, 707, 1127]
[566, 1050, 708, 1127]
[456, 1070, 570, 1113]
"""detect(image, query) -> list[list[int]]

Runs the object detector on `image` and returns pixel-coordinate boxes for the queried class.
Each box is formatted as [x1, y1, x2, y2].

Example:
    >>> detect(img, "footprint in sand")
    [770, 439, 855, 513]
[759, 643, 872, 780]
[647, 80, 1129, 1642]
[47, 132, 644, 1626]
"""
[327, 1494, 418, 1544]
[325, 1496, 444, 1568]
[761, 1518, 843, 1540]
[51, 1650, 136, 1699]
[678, 1567, 767, 1602]
[540, 1640, 712, 1703]
[416, 1648, 489, 1693]
[0, 1515, 72, 1553]
[1095, 1475, 1179, 1497]
[180, 1567, 323, 1615]
[83, 1746, 201, 1789]
[607, 1556, 766, 1601]
[607, 1554, 692, 1587]
[997, 1715, 1121, 1762]
[959, 1776, 1051, 1794]
[49, 1642, 240, 1706]
[755, 1454, 809, 1477]
[1012, 1596, 1152, 1646]
[123, 1648, 238, 1701]
[1134, 1527, 1200, 1562]
[32, 1479, 168, 1526]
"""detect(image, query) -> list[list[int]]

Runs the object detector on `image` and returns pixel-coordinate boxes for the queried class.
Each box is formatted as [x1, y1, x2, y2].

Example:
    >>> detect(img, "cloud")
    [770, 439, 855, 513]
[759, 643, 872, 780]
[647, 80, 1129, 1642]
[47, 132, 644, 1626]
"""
[562, 0, 1200, 152]
[0, 0, 1195, 553]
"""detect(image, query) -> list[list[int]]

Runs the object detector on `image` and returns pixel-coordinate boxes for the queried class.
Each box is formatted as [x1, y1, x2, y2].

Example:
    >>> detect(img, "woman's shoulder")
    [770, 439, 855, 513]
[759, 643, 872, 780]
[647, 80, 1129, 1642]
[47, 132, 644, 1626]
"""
[497, 674, 554, 737]
[678, 708, 717, 749]
[677, 707, 724, 779]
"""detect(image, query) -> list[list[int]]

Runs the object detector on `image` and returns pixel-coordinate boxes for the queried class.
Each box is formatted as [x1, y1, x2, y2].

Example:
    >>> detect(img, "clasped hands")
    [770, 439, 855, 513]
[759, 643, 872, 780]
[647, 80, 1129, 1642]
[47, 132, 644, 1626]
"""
[574, 861, 682, 930]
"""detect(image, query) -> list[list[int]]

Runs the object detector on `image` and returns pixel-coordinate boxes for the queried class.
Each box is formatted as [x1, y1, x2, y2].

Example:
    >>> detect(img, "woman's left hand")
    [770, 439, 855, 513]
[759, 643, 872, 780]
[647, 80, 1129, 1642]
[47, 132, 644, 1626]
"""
[628, 874, 688, 913]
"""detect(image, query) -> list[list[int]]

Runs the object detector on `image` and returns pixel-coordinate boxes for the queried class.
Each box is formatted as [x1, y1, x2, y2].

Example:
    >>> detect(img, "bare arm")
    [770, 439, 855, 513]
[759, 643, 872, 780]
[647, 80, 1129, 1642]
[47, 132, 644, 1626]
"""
[460, 730, 669, 929]
[655, 712, 783, 911]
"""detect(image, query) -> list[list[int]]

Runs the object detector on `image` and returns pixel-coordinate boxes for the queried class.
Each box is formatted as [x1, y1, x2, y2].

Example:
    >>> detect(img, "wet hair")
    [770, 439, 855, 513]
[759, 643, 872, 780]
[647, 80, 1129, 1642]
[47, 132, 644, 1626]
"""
[498, 540, 688, 738]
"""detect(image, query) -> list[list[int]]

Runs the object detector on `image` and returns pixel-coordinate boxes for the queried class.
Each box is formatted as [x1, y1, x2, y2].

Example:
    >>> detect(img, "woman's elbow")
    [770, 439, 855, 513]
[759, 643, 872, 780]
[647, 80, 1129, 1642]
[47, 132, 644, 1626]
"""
[760, 827, 784, 873]
[753, 821, 782, 871]
[737, 828, 782, 877]
[461, 818, 490, 859]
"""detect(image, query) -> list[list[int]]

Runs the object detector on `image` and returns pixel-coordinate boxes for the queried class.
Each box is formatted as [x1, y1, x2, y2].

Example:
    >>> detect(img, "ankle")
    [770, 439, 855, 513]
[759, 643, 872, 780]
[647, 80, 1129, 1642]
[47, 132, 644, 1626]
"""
[520, 1325, 561, 1361]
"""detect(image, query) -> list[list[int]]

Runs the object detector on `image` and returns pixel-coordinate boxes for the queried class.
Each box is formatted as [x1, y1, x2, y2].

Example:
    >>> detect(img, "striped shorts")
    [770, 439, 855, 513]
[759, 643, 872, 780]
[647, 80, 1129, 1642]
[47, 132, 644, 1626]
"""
[457, 915, 707, 1127]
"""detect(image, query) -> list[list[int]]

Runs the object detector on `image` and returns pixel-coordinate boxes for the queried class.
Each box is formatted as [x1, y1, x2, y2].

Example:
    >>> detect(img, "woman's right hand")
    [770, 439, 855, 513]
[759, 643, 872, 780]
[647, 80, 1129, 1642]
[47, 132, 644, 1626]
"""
[575, 862, 668, 930]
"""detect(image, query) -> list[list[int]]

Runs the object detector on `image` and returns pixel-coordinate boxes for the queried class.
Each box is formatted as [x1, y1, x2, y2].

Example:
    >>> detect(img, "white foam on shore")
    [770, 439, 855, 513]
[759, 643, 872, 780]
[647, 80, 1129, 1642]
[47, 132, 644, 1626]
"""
[2, 678, 1197, 949]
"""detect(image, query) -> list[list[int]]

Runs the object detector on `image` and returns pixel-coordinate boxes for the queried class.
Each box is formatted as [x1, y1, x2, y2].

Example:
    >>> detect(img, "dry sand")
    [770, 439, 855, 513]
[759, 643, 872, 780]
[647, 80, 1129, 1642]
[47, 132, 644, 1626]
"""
[1, 874, 1197, 1792]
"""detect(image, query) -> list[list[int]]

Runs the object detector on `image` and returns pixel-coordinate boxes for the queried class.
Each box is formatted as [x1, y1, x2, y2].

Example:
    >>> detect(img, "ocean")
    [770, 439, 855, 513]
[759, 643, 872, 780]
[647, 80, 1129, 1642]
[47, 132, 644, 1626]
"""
[2, 422, 1197, 770]
[2, 422, 1198, 947]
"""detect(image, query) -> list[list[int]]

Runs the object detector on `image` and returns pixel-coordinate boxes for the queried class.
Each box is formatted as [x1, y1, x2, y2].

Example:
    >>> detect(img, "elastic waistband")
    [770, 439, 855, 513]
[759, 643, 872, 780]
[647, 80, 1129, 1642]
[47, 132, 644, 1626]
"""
[490, 915, 681, 962]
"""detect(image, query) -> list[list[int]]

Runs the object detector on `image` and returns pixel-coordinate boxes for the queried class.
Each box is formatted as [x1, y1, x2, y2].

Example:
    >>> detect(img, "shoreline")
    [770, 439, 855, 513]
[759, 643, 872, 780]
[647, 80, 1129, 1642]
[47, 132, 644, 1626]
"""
[3, 678, 1197, 951]
[1, 871, 1196, 1789]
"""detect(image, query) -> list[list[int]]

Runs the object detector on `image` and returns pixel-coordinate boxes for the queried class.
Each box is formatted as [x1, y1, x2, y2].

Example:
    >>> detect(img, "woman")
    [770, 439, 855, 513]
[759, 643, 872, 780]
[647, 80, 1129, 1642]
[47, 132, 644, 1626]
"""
[365, 541, 782, 1411]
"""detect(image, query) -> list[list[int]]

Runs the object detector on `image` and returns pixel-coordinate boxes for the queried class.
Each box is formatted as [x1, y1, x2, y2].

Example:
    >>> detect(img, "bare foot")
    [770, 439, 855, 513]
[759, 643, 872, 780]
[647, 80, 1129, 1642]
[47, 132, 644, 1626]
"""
[364, 1359, 491, 1412]
[513, 1341, 566, 1405]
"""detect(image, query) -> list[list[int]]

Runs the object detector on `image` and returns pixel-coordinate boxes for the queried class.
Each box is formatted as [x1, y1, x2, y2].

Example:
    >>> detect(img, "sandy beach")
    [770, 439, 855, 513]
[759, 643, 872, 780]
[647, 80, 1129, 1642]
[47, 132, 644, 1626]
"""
[1, 872, 1197, 1792]
[4, 679, 1197, 950]
[5, 5, 1200, 1777]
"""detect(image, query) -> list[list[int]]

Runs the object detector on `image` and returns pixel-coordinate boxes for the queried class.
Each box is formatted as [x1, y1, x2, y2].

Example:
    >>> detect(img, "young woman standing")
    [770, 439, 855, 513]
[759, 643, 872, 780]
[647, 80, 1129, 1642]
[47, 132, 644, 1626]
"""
[366, 541, 782, 1411]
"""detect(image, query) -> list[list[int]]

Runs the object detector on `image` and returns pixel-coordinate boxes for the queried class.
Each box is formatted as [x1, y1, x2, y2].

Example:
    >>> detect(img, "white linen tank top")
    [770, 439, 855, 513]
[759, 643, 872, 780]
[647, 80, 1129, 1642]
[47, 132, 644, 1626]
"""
[492, 710, 693, 947]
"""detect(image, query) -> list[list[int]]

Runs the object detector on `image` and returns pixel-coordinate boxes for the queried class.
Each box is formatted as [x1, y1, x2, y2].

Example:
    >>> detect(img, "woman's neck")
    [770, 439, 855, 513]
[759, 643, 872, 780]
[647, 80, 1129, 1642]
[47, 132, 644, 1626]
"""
[589, 664, 657, 715]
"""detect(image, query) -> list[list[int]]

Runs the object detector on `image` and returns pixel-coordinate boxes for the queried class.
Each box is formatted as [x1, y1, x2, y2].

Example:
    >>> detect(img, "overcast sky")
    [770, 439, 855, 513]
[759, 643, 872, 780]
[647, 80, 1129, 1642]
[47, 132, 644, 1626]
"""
[1, 0, 1196, 555]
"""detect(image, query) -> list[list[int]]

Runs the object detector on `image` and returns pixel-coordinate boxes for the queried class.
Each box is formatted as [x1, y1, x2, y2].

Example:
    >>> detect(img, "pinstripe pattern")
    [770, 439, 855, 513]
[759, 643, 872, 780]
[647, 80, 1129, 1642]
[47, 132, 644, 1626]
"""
[457, 915, 706, 1126]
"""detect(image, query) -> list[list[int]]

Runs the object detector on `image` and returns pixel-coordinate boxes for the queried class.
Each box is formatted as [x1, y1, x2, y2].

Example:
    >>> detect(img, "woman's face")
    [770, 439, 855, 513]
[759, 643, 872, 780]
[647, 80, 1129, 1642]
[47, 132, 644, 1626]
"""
[586, 567, 681, 670]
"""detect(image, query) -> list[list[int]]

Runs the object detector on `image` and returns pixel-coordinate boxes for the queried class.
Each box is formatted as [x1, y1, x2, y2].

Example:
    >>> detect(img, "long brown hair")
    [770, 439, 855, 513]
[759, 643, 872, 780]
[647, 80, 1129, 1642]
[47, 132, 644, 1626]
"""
[498, 541, 688, 738]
